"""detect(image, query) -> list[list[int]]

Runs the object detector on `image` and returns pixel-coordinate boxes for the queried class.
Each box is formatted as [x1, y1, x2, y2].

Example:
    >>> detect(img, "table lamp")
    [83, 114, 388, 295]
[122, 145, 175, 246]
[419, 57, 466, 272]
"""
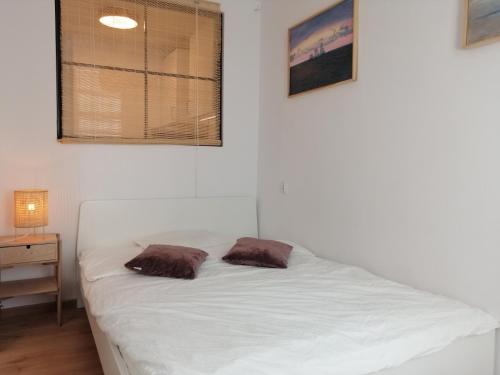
[14, 189, 48, 235]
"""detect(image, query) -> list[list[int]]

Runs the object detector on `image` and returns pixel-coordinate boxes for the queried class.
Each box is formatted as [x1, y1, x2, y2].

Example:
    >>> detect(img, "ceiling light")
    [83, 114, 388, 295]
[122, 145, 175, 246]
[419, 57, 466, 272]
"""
[99, 8, 138, 30]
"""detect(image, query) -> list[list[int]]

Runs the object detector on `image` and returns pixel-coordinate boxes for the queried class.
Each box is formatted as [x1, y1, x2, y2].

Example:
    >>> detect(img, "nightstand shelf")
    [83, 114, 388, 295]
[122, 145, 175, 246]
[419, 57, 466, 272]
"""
[0, 276, 58, 299]
[0, 233, 62, 325]
[0, 260, 58, 270]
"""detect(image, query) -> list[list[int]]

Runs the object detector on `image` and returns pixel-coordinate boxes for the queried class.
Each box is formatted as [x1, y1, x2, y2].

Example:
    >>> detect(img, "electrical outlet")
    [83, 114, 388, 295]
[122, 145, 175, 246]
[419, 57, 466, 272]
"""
[280, 181, 288, 195]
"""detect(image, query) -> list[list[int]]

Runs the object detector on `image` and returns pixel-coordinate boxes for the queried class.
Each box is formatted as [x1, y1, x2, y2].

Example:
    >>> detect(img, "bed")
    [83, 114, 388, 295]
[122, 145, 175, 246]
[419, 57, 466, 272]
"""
[76, 197, 498, 375]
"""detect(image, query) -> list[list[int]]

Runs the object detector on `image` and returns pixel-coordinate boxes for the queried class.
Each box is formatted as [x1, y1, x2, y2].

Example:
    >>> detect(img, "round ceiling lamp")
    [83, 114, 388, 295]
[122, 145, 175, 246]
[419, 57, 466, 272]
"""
[99, 7, 138, 30]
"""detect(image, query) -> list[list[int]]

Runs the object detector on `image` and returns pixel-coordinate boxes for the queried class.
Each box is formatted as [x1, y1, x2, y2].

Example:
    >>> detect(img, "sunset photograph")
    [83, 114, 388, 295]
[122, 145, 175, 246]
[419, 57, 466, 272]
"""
[289, 0, 356, 95]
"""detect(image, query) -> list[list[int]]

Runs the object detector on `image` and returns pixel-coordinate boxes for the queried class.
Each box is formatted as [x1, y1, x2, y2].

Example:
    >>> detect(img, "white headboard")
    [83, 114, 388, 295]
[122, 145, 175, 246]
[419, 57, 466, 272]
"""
[77, 197, 258, 253]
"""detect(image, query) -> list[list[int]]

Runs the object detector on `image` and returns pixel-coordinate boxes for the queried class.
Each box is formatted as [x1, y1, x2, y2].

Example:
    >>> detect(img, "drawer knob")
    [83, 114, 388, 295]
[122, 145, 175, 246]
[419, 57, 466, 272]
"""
[26, 245, 31, 250]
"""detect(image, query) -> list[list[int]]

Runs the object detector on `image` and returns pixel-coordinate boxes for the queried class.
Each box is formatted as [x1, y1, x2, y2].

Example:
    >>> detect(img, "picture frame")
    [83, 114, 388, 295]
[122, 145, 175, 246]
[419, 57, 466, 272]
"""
[463, 0, 500, 48]
[288, 0, 358, 97]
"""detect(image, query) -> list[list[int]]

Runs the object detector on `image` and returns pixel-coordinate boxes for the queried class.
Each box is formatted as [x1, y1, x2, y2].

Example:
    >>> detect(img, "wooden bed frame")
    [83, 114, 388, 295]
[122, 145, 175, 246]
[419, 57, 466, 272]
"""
[76, 197, 496, 375]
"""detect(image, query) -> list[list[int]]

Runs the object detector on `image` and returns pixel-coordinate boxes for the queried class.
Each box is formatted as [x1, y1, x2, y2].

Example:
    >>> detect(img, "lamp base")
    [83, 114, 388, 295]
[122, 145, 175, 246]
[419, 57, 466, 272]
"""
[14, 226, 46, 238]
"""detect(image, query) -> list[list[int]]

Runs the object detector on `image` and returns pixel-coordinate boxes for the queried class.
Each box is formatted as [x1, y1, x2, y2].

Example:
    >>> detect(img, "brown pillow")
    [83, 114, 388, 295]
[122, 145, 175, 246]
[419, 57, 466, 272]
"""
[222, 237, 293, 268]
[125, 245, 208, 279]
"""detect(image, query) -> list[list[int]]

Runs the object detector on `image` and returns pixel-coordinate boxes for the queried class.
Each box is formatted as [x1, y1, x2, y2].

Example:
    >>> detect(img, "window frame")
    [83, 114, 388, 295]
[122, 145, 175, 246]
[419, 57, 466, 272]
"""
[54, 0, 224, 146]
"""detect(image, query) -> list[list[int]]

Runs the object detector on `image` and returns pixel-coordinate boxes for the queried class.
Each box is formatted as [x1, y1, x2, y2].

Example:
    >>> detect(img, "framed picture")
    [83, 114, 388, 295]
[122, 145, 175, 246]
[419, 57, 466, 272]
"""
[288, 0, 358, 96]
[464, 0, 500, 48]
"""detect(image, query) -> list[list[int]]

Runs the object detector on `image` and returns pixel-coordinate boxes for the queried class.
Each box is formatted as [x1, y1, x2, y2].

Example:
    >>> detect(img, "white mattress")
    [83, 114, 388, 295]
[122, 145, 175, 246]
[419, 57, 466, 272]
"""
[79, 241, 498, 375]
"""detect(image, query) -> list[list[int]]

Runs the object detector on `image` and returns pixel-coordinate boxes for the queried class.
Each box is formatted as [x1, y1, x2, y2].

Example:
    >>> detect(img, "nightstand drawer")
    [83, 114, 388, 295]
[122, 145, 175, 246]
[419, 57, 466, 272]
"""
[0, 243, 58, 266]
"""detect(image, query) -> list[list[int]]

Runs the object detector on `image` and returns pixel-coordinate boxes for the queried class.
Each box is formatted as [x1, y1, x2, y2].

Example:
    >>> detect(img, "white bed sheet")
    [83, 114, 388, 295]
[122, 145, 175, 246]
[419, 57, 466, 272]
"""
[80, 242, 498, 375]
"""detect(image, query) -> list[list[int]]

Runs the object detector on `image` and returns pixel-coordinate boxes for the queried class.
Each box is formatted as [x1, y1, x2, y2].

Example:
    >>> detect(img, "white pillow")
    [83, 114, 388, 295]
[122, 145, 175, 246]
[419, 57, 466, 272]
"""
[79, 245, 140, 282]
[134, 230, 237, 257]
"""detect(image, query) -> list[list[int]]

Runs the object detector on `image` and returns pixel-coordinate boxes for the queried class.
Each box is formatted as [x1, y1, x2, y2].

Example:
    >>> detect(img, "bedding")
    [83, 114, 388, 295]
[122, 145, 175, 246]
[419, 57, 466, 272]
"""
[80, 231, 238, 282]
[134, 230, 235, 259]
[125, 245, 209, 279]
[223, 237, 293, 268]
[79, 245, 141, 282]
[80, 241, 498, 375]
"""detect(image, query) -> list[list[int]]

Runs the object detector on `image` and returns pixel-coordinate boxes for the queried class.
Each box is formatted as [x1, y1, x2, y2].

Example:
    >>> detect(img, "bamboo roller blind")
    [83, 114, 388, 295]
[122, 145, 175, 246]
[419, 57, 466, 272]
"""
[58, 0, 223, 145]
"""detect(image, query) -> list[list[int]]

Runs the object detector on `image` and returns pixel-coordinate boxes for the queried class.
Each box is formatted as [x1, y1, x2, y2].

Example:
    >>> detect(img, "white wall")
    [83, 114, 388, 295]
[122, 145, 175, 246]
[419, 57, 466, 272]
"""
[258, 0, 500, 370]
[0, 0, 260, 307]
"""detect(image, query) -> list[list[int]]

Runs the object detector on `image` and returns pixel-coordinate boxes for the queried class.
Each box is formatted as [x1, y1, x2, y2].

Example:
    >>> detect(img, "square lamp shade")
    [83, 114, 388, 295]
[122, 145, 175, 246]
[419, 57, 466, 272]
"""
[14, 189, 48, 228]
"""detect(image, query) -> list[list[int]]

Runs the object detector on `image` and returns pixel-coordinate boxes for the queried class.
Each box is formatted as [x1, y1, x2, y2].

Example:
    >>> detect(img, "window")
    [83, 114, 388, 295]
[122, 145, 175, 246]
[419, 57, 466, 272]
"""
[56, 0, 223, 146]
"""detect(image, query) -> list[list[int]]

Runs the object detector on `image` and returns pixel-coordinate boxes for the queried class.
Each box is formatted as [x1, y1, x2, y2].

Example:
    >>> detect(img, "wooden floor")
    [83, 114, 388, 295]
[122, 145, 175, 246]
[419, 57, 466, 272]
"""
[0, 308, 103, 375]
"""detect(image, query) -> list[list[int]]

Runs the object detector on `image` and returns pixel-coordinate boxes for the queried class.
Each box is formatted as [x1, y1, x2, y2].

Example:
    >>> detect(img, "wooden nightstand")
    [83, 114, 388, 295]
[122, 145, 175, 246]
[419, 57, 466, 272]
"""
[0, 234, 62, 325]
